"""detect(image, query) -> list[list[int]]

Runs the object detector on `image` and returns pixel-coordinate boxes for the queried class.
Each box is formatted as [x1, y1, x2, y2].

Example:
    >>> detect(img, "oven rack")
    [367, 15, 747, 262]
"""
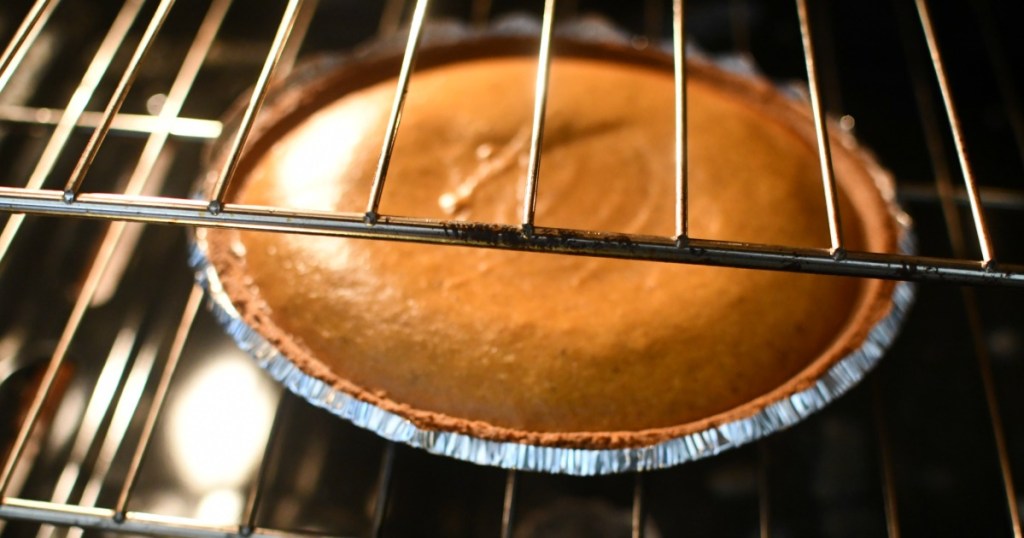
[0, 0, 1021, 286]
[0, 0, 1022, 537]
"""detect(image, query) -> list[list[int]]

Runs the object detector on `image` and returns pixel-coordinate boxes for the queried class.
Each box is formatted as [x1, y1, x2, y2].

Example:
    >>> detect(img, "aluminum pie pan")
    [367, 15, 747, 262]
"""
[188, 18, 918, 476]
[190, 233, 915, 475]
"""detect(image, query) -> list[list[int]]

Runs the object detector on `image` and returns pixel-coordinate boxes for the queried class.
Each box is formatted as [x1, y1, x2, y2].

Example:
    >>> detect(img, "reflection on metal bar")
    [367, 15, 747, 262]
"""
[808, 6, 903, 532]
[758, 442, 770, 538]
[0, 305, 43, 520]
[275, 0, 319, 76]
[872, 380, 901, 538]
[499, 470, 517, 538]
[207, 0, 304, 213]
[899, 3, 1021, 534]
[806, 0, 844, 114]
[631, 473, 646, 538]
[370, 442, 396, 538]
[91, 0, 230, 309]
[914, 0, 994, 265]
[240, 391, 285, 536]
[4, 188, 1024, 285]
[795, 0, 843, 254]
[114, 285, 202, 517]
[0, 195, 152, 498]
[0, 0, 146, 266]
[972, 0, 1024, 170]
[672, 0, 687, 240]
[62, 0, 178, 201]
[0, 0, 61, 95]
[0, 497, 321, 538]
[521, 0, 556, 232]
[894, 0, 966, 260]
[124, 0, 232, 198]
[235, 0, 320, 526]
[364, 0, 431, 222]
[0, 105, 221, 139]
[66, 338, 162, 538]
[41, 310, 144, 531]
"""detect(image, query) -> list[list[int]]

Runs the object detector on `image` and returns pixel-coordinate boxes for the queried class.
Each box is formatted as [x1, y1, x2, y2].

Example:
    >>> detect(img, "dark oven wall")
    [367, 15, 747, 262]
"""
[0, 1, 1022, 537]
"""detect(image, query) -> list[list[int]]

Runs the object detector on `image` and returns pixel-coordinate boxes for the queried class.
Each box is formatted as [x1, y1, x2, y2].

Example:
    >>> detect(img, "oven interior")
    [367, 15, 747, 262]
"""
[0, 0, 1023, 536]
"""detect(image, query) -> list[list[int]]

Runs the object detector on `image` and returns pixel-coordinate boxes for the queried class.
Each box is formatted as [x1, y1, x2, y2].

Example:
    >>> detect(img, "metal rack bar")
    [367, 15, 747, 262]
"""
[672, 0, 688, 241]
[370, 443, 396, 538]
[758, 442, 770, 538]
[631, 473, 646, 538]
[124, 0, 233, 198]
[795, 0, 844, 255]
[364, 0, 431, 222]
[0, 225, 115, 495]
[0, 0, 61, 95]
[62, 0, 176, 201]
[807, 5, 904, 535]
[872, 380, 901, 538]
[275, 0, 319, 77]
[235, 1, 315, 529]
[65, 333, 164, 538]
[499, 470, 517, 538]
[207, 0, 304, 213]
[41, 308, 145, 523]
[240, 391, 286, 536]
[897, 2, 1022, 535]
[0, 498, 321, 538]
[0, 0, 146, 267]
[113, 285, 201, 518]
[66, 0, 227, 321]
[0, 106, 221, 139]
[520, 0, 556, 232]
[4, 11, 243, 502]
[0, 136, 176, 500]
[914, 0, 995, 265]
[4, 188, 1024, 286]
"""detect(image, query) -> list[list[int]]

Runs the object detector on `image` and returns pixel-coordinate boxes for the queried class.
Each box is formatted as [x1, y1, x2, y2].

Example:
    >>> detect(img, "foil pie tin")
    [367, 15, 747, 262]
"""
[189, 18, 917, 476]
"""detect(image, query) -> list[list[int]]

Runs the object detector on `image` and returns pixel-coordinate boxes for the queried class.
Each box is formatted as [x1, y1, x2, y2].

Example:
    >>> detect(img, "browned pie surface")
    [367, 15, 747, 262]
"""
[208, 56, 896, 441]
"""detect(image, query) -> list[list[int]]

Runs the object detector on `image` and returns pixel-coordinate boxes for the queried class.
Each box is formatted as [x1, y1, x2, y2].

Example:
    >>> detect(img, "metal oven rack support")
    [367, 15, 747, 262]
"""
[0, 0, 1021, 536]
[0, 0, 1020, 286]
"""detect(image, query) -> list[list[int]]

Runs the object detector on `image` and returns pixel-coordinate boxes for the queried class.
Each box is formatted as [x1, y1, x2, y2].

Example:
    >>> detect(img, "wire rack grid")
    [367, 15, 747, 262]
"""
[0, 0, 1021, 537]
[0, 0, 1020, 285]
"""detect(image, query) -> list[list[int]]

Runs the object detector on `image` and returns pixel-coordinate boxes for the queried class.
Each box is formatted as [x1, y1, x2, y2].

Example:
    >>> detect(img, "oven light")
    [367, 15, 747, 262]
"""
[196, 488, 245, 524]
[167, 349, 276, 494]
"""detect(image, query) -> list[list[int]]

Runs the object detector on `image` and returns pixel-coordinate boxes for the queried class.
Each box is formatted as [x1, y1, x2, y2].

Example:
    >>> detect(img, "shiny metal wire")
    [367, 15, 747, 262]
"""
[1, 187, 1022, 286]
[365, 0, 432, 222]
[897, 1, 1021, 534]
[0, 0, 1022, 536]
[795, 0, 844, 254]
[0, 2, 1019, 283]
[520, 0, 556, 231]
[206, 0, 305, 212]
